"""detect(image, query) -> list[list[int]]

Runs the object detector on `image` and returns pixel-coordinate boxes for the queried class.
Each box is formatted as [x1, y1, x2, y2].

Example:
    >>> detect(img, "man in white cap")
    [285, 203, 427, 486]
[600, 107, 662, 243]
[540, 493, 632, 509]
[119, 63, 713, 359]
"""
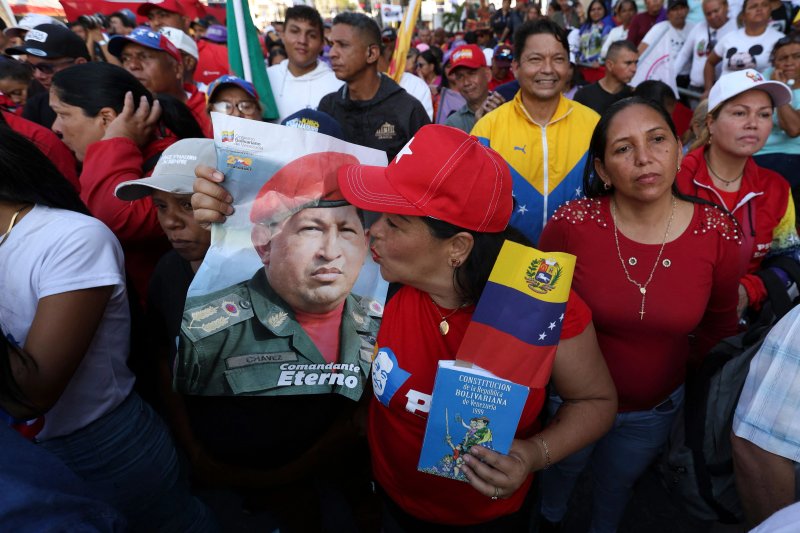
[159, 26, 206, 91]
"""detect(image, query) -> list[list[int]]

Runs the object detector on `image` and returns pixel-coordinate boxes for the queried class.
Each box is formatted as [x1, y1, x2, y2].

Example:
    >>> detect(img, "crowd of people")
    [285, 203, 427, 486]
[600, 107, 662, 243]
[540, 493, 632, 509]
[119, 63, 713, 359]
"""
[0, 0, 799, 531]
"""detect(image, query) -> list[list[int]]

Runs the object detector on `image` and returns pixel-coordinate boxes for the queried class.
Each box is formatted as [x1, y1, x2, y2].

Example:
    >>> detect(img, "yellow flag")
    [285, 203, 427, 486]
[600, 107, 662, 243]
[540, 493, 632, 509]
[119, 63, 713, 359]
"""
[387, 0, 422, 83]
[487, 241, 576, 304]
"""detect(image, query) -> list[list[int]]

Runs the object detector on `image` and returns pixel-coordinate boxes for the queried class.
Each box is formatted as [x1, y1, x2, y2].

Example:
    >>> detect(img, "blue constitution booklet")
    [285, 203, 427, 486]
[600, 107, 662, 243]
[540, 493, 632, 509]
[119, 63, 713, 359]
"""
[417, 361, 529, 482]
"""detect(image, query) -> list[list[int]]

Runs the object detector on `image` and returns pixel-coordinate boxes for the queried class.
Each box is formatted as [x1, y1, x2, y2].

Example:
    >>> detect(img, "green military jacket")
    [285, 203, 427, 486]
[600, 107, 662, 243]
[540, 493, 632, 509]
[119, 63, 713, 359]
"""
[175, 270, 381, 400]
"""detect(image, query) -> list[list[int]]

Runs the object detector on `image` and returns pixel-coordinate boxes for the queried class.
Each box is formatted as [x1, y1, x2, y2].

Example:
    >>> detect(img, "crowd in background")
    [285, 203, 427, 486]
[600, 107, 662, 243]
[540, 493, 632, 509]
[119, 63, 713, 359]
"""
[0, 0, 799, 531]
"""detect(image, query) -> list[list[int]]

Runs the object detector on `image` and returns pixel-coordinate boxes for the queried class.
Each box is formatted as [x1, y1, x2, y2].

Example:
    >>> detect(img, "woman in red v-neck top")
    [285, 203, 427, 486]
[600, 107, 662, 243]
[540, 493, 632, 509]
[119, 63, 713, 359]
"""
[538, 97, 741, 532]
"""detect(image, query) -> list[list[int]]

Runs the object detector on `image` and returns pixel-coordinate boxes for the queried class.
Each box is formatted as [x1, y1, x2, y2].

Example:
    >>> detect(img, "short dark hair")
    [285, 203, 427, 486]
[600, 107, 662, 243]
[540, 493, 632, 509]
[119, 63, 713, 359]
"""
[0, 56, 33, 83]
[513, 19, 569, 61]
[583, 97, 678, 198]
[633, 80, 677, 111]
[332, 12, 381, 48]
[605, 39, 638, 61]
[284, 5, 324, 36]
[110, 10, 136, 28]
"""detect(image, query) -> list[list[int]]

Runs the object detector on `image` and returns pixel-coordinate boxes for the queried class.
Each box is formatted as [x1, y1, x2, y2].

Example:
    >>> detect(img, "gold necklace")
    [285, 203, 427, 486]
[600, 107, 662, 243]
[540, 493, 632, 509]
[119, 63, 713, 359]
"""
[705, 154, 744, 187]
[430, 296, 468, 336]
[611, 197, 676, 320]
[0, 205, 28, 247]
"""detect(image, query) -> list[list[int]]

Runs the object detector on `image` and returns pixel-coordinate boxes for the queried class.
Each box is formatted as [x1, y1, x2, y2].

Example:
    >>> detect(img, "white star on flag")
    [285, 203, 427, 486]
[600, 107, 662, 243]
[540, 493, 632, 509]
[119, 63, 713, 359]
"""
[538, 332, 547, 340]
[517, 204, 528, 215]
[548, 321, 556, 330]
[559, 313, 564, 321]
[394, 139, 414, 163]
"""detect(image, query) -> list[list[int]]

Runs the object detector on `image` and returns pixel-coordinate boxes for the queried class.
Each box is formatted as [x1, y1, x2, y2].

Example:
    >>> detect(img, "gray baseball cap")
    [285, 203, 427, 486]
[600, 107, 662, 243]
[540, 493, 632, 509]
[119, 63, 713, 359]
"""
[115, 138, 216, 201]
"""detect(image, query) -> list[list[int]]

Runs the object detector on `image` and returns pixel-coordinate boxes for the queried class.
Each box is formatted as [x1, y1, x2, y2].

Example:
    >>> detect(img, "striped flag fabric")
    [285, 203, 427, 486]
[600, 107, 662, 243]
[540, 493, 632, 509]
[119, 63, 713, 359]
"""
[227, 0, 278, 120]
[456, 241, 576, 388]
[387, 0, 422, 83]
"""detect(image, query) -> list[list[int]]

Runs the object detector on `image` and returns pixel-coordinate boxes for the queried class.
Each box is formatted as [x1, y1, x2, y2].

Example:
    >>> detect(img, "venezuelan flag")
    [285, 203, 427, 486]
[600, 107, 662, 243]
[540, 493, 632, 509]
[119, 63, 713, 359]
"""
[456, 241, 575, 388]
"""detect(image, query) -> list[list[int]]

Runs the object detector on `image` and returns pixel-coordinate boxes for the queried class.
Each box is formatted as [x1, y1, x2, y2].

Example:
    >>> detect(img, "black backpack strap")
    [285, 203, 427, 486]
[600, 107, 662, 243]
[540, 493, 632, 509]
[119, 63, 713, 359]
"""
[762, 255, 800, 287]
[755, 268, 792, 319]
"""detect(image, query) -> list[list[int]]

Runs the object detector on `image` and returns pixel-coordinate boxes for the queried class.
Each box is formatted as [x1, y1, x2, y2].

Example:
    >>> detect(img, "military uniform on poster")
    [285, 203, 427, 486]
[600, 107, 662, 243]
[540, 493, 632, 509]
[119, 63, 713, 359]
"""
[176, 270, 381, 399]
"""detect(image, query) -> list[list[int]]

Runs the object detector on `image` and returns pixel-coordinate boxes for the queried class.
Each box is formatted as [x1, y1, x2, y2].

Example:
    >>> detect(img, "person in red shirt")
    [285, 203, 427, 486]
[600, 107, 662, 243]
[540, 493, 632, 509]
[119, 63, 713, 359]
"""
[191, 125, 617, 528]
[626, 0, 667, 46]
[489, 44, 516, 90]
[676, 69, 798, 315]
[108, 27, 213, 138]
[0, 94, 78, 191]
[538, 96, 740, 532]
[50, 62, 204, 307]
[196, 25, 230, 86]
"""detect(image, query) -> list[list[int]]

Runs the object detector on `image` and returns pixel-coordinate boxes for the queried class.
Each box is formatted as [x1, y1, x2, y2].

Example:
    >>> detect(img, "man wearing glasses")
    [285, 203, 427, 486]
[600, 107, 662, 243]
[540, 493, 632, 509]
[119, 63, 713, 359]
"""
[6, 24, 90, 129]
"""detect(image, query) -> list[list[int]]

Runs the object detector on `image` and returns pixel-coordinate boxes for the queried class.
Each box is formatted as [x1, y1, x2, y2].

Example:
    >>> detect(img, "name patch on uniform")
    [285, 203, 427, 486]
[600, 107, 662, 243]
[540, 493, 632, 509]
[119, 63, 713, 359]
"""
[226, 352, 298, 369]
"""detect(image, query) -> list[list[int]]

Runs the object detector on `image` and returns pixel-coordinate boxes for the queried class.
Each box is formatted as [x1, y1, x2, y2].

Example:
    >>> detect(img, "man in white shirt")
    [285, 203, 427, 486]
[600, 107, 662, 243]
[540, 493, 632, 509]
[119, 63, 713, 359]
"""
[674, 0, 737, 93]
[639, 0, 695, 76]
[266, 5, 343, 122]
[377, 27, 434, 120]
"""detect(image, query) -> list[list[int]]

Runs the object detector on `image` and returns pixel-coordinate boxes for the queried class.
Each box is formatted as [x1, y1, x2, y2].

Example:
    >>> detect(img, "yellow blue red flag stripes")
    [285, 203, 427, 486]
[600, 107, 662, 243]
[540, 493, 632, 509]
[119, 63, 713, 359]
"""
[227, 0, 278, 120]
[387, 0, 422, 83]
[457, 241, 575, 388]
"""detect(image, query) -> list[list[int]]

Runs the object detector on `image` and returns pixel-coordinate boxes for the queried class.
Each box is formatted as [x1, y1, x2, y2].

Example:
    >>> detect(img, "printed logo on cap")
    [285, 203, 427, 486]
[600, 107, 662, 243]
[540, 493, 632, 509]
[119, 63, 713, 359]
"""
[284, 117, 321, 132]
[746, 70, 764, 83]
[25, 48, 47, 57]
[453, 48, 474, 62]
[25, 29, 48, 43]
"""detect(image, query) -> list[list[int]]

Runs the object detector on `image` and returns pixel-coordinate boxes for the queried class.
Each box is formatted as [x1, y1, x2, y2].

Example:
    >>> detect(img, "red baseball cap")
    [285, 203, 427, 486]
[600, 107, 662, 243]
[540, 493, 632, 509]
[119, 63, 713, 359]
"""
[251, 151, 358, 225]
[138, 0, 186, 17]
[337, 125, 512, 233]
[446, 44, 487, 75]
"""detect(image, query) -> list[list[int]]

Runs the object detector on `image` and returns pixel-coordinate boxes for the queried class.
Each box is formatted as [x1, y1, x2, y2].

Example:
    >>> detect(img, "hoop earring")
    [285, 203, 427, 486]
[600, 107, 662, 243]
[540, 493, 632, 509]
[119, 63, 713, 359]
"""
[603, 182, 611, 191]
[450, 258, 462, 267]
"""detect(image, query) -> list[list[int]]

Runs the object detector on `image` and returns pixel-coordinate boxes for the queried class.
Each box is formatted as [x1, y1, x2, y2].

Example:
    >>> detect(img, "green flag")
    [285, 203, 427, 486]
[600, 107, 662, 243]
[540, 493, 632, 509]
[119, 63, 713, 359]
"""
[227, 0, 278, 120]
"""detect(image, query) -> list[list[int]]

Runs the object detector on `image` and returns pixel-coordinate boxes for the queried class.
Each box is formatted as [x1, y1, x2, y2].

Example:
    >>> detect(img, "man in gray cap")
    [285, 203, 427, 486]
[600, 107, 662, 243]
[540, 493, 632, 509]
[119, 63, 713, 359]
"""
[6, 24, 90, 128]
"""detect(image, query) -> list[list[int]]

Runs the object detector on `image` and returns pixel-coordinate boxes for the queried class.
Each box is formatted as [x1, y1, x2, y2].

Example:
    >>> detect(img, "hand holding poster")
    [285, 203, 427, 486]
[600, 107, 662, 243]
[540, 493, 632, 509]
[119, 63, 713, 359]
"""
[176, 114, 388, 399]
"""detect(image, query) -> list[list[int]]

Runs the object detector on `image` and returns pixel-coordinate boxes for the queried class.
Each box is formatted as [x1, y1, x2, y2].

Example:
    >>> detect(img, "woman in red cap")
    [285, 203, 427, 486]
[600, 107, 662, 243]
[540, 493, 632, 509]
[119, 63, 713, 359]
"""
[192, 124, 617, 529]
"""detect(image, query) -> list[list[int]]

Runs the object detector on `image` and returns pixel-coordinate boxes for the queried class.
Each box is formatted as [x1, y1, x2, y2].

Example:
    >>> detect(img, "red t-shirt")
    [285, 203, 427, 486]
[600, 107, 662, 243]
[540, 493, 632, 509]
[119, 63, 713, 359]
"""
[196, 40, 230, 86]
[539, 197, 740, 412]
[367, 285, 591, 525]
[295, 303, 345, 364]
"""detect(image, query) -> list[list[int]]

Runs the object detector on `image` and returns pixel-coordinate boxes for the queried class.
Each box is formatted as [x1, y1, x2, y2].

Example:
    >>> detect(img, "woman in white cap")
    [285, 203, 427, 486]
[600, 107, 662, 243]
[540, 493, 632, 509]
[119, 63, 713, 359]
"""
[676, 68, 798, 316]
[191, 124, 618, 529]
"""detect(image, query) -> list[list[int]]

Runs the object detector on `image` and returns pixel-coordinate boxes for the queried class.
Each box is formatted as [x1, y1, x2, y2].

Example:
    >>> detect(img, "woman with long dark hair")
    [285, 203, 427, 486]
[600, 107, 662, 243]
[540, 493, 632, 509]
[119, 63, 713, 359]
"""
[0, 127, 214, 531]
[50, 62, 204, 304]
[538, 97, 741, 532]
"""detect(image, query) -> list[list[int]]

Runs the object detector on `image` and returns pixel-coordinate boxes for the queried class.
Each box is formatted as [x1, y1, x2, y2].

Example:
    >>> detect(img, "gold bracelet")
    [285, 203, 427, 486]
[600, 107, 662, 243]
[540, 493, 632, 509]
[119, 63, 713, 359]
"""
[535, 435, 551, 470]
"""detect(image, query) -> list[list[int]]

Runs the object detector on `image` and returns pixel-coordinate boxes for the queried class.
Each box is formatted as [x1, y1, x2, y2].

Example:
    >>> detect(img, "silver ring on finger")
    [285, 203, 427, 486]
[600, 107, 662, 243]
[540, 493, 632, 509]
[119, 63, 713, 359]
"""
[491, 486, 500, 500]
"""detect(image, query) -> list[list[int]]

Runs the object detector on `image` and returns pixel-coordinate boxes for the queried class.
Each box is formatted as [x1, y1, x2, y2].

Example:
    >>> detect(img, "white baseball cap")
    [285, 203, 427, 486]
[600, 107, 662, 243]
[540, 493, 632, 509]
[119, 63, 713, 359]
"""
[708, 69, 792, 114]
[159, 26, 199, 60]
[115, 138, 216, 200]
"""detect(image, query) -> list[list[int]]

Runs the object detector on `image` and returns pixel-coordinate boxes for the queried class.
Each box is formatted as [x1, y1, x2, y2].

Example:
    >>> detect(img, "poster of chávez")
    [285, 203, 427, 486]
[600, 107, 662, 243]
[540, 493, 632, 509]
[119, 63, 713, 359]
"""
[175, 114, 388, 401]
